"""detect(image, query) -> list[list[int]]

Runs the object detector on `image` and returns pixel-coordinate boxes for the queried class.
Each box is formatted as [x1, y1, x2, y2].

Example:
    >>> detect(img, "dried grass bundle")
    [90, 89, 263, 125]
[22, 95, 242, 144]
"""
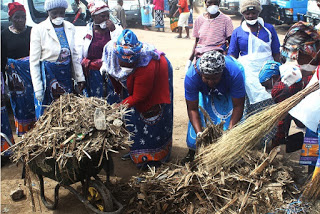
[10, 94, 131, 169]
[197, 82, 319, 171]
[302, 173, 320, 201]
[117, 146, 300, 213]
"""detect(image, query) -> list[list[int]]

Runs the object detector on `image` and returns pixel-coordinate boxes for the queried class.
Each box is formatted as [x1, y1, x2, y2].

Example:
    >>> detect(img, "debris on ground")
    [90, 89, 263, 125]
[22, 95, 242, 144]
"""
[10, 188, 24, 201]
[110, 112, 307, 213]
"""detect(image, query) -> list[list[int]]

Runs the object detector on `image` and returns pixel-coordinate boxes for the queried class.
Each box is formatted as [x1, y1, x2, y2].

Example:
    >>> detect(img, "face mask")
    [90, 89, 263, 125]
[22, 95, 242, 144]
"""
[207, 5, 219, 15]
[95, 21, 107, 29]
[266, 89, 272, 94]
[299, 64, 317, 72]
[245, 19, 258, 25]
[120, 66, 133, 73]
[51, 17, 64, 26]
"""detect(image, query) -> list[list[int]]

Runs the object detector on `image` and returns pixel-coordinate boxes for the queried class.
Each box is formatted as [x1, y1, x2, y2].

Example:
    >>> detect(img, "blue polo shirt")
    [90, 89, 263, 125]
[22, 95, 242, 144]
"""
[228, 23, 280, 58]
[184, 55, 246, 101]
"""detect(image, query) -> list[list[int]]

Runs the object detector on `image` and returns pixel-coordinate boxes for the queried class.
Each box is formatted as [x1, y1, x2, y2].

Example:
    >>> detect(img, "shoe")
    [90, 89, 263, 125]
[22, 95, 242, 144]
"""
[175, 35, 182, 38]
[121, 153, 131, 161]
[181, 149, 195, 165]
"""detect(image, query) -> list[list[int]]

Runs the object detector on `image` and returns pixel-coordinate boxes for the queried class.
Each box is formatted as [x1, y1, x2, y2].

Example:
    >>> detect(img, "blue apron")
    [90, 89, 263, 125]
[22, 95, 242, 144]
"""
[186, 90, 233, 150]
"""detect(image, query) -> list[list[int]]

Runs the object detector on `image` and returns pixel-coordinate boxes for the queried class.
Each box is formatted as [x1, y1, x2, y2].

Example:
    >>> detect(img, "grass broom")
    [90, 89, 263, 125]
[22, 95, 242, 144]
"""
[302, 173, 320, 201]
[196, 82, 319, 172]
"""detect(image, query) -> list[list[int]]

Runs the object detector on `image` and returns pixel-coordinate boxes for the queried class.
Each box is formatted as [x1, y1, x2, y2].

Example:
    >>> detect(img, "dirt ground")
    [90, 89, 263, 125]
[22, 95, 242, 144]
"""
[1, 8, 305, 214]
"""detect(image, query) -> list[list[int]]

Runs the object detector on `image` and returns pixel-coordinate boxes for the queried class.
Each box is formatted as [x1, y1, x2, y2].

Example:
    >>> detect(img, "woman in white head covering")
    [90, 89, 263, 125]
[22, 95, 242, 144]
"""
[81, 0, 123, 98]
[29, 0, 85, 118]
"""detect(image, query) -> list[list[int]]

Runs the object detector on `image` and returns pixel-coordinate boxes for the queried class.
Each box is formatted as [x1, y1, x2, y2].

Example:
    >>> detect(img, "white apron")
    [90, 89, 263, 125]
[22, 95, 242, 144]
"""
[289, 73, 320, 132]
[238, 18, 273, 104]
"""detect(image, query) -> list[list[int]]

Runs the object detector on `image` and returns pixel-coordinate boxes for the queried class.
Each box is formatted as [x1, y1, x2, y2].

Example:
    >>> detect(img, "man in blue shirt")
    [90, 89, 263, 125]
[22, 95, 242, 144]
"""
[183, 51, 246, 164]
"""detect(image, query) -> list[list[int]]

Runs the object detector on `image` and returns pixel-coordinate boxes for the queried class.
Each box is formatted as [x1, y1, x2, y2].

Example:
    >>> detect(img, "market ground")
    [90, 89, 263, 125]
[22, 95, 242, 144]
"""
[1, 10, 305, 213]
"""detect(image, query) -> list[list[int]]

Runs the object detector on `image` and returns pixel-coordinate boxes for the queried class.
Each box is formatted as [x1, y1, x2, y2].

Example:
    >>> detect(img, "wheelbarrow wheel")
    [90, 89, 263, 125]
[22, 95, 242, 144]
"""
[87, 180, 113, 212]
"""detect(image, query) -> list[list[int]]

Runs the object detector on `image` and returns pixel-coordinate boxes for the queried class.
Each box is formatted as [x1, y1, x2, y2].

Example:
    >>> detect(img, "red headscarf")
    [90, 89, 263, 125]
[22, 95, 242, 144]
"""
[8, 2, 26, 17]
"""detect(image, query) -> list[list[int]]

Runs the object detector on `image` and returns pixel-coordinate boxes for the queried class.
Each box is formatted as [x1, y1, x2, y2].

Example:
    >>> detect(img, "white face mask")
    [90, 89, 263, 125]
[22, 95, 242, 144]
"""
[245, 18, 258, 25]
[207, 5, 219, 15]
[95, 21, 107, 29]
[299, 64, 317, 72]
[51, 17, 64, 26]
[120, 66, 133, 73]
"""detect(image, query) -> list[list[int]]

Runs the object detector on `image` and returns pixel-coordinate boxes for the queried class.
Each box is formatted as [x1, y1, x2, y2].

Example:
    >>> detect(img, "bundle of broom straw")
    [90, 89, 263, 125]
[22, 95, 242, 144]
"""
[197, 82, 319, 172]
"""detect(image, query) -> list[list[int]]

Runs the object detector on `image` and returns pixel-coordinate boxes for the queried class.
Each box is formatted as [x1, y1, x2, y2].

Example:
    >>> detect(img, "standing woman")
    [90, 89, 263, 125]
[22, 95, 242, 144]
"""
[186, 0, 233, 70]
[153, 0, 165, 32]
[141, 0, 153, 30]
[29, 0, 86, 118]
[1, 2, 36, 136]
[82, 0, 122, 98]
[101, 30, 173, 168]
[228, 0, 280, 118]
[168, 0, 179, 32]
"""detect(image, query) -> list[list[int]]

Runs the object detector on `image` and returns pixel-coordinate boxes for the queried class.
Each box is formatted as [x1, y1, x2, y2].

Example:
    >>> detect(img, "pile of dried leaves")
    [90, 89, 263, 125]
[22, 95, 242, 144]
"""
[112, 121, 302, 213]
[10, 94, 131, 169]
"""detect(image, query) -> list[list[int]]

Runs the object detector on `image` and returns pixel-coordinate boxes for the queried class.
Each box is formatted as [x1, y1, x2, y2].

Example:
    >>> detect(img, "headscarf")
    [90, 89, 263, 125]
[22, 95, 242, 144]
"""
[88, 0, 110, 15]
[240, 0, 262, 14]
[44, 0, 68, 11]
[114, 29, 143, 63]
[8, 2, 26, 17]
[281, 21, 320, 60]
[103, 29, 163, 80]
[199, 51, 225, 75]
[259, 60, 281, 83]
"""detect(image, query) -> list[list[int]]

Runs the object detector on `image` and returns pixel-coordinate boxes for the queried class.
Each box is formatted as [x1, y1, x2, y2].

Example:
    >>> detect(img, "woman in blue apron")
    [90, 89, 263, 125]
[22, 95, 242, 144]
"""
[29, 0, 86, 119]
[101, 30, 173, 168]
[1, 2, 36, 136]
[228, 0, 280, 146]
[183, 50, 246, 164]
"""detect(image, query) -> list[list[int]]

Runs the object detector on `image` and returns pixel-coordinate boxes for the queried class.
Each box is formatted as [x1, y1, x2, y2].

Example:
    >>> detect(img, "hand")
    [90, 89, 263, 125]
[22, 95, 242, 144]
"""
[196, 132, 203, 138]
[280, 64, 302, 87]
[100, 62, 107, 76]
[106, 20, 116, 32]
[77, 81, 86, 92]
[35, 90, 44, 102]
[185, 60, 192, 73]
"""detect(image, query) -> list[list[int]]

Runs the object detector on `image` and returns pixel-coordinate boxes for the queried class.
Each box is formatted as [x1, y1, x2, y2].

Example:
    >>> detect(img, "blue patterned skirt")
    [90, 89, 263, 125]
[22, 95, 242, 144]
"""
[35, 61, 73, 119]
[7, 57, 36, 136]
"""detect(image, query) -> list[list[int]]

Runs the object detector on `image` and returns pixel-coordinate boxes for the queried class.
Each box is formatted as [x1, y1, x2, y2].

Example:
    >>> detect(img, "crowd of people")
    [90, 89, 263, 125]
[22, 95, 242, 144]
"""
[1, 0, 320, 177]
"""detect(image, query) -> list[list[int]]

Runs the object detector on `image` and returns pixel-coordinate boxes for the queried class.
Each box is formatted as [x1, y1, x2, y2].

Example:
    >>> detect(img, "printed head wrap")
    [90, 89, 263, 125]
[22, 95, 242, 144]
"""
[8, 2, 26, 17]
[281, 21, 320, 60]
[240, 0, 262, 14]
[88, 0, 110, 15]
[259, 60, 281, 83]
[199, 51, 225, 75]
[114, 29, 143, 63]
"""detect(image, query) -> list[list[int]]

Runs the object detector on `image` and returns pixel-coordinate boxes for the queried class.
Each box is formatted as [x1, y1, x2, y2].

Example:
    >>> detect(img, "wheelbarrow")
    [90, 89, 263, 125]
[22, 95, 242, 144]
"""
[27, 149, 123, 214]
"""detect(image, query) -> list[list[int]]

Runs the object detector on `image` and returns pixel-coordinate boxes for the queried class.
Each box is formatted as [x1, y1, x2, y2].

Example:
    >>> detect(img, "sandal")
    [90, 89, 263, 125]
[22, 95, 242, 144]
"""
[175, 35, 182, 38]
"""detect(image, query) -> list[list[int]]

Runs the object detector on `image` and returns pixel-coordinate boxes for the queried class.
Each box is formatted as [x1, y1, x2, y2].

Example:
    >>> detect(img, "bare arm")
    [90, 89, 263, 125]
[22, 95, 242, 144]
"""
[228, 97, 245, 129]
[186, 99, 202, 134]
[273, 52, 280, 62]
[189, 38, 199, 61]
